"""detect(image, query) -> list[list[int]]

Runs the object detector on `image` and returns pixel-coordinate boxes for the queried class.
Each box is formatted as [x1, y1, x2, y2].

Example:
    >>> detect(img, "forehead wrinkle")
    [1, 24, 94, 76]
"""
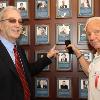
[3, 10, 21, 20]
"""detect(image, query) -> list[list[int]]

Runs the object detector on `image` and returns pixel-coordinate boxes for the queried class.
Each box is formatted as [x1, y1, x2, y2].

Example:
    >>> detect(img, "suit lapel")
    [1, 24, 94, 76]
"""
[0, 41, 19, 77]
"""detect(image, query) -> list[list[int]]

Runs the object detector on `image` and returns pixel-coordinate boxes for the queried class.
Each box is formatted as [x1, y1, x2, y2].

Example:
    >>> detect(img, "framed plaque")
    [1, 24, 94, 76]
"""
[0, 0, 8, 12]
[77, 22, 88, 44]
[35, 24, 49, 45]
[35, 0, 50, 19]
[78, 49, 93, 71]
[35, 50, 49, 71]
[15, 0, 29, 19]
[35, 77, 49, 97]
[56, 0, 72, 18]
[57, 77, 72, 98]
[56, 24, 71, 44]
[56, 50, 73, 71]
[78, 0, 94, 17]
[17, 25, 30, 45]
[79, 78, 88, 98]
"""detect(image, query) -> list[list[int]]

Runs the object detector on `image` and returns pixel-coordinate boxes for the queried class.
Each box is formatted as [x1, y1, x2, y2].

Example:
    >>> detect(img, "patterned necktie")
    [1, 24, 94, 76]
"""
[13, 45, 30, 100]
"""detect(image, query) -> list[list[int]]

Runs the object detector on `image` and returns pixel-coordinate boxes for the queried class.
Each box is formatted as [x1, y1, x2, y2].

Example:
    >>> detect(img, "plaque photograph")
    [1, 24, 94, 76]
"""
[56, 50, 72, 71]
[35, 50, 49, 71]
[56, 24, 71, 44]
[56, 0, 72, 18]
[57, 77, 72, 98]
[77, 22, 88, 44]
[17, 25, 30, 45]
[35, 0, 50, 19]
[78, 0, 94, 17]
[15, 0, 29, 18]
[0, 1, 8, 12]
[79, 78, 88, 98]
[35, 24, 49, 45]
[35, 77, 49, 97]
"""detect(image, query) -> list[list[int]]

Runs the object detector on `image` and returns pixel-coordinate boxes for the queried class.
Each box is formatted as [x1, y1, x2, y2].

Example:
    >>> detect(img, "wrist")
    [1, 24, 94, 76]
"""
[47, 53, 53, 59]
[74, 48, 81, 55]
[77, 54, 84, 60]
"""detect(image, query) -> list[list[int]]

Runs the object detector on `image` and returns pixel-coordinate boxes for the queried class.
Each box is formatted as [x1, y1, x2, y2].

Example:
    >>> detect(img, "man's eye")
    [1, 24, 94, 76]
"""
[94, 30, 100, 34]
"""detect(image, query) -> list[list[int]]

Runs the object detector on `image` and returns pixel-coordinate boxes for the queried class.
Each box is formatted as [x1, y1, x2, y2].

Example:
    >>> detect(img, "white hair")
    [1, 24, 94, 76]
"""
[84, 17, 100, 31]
[0, 6, 19, 20]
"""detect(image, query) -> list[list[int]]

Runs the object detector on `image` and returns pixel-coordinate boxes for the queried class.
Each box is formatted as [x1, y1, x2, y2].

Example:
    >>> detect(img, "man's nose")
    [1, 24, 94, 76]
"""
[15, 21, 22, 27]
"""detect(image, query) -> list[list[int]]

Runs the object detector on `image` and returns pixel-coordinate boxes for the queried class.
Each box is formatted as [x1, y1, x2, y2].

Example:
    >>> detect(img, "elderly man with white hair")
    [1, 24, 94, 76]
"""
[66, 17, 100, 100]
[0, 6, 58, 100]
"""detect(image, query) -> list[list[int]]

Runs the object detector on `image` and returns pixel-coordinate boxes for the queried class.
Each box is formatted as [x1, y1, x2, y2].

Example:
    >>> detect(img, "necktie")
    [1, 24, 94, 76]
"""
[13, 46, 30, 100]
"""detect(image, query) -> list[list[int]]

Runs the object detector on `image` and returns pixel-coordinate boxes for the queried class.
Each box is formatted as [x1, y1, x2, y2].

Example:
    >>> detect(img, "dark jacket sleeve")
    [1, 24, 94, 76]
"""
[29, 56, 52, 75]
[19, 47, 52, 76]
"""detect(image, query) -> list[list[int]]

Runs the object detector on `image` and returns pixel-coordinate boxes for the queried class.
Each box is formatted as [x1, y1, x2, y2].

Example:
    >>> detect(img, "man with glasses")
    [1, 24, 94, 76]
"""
[66, 17, 100, 100]
[0, 6, 58, 100]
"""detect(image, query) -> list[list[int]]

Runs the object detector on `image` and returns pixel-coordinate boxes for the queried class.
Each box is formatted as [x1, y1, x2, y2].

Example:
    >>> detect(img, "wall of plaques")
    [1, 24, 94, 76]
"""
[1, 0, 100, 100]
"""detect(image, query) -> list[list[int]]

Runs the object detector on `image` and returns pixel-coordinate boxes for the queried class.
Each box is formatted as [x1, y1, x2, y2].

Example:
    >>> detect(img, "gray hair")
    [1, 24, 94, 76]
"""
[84, 17, 100, 32]
[0, 6, 19, 20]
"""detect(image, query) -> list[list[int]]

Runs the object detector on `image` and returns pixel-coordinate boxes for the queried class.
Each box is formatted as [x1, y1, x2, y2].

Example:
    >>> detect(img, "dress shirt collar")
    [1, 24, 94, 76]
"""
[0, 35, 16, 52]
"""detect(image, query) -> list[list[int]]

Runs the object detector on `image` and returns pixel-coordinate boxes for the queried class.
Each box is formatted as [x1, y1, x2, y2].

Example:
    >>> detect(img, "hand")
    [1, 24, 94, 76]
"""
[65, 44, 75, 51]
[47, 45, 59, 58]
[65, 44, 81, 57]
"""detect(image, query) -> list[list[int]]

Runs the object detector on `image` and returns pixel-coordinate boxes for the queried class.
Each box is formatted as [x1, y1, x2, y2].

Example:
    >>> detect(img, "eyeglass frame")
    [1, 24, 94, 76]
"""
[0, 18, 23, 25]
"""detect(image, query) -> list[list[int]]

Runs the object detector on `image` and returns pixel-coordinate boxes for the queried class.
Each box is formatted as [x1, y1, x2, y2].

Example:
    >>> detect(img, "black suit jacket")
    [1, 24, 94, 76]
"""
[0, 41, 51, 100]
[61, 85, 68, 89]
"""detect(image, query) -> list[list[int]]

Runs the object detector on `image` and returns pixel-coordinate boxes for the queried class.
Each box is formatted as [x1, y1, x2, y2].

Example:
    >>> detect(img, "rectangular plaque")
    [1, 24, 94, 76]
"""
[56, 0, 72, 18]
[56, 50, 72, 71]
[78, 0, 94, 17]
[57, 77, 72, 98]
[79, 78, 88, 98]
[17, 25, 30, 45]
[35, 24, 49, 45]
[77, 22, 88, 44]
[35, 50, 49, 71]
[0, 0, 8, 12]
[15, 0, 29, 18]
[35, 0, 50, 19]
[35, 77, 49, 97]
[56, 24, 71, 44]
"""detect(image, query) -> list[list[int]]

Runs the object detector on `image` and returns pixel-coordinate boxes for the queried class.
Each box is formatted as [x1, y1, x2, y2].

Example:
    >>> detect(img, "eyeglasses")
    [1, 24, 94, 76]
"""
[0, 18, 23, 25]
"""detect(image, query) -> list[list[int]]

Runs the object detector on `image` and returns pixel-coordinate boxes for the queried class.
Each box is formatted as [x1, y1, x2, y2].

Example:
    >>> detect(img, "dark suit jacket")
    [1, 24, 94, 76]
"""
[18, 7, 25, 11]
[37, 84, 47, 89]
[0, 41, 51, 100]
[61, 85, 68, 89]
